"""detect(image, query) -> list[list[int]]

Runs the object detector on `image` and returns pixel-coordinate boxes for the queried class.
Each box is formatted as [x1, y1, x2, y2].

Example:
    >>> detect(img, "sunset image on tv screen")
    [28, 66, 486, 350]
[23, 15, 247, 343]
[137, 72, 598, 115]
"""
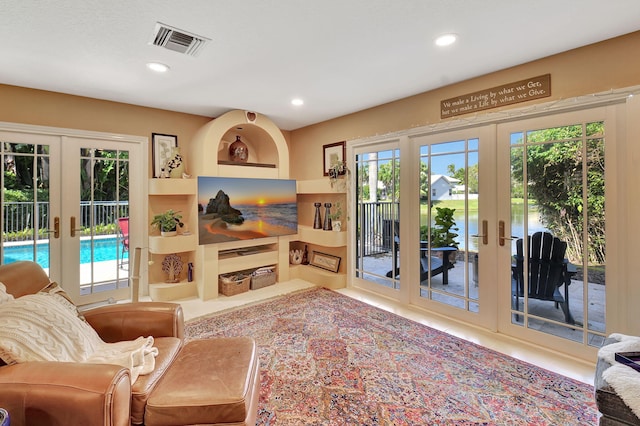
[197, 176, 298, 244]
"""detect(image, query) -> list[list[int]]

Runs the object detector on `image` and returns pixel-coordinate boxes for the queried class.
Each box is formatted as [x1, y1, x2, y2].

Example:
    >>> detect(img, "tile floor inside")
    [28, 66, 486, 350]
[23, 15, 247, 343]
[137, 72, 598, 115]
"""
[157, 279, 595, 385]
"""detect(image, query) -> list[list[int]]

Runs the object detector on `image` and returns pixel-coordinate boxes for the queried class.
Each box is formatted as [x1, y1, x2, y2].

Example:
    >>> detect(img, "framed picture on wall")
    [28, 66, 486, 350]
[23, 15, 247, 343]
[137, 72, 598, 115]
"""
[309, 251, 341, 273]
[323, 141, 346, 176]
[152, 133, 178, 177]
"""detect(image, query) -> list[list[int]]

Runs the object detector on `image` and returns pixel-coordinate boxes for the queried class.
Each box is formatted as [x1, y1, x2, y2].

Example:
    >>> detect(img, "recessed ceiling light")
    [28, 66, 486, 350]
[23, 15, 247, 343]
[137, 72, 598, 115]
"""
[435, 33, 457, 47]
[146, 62, 170, 73]
[291, 98, 304, 106]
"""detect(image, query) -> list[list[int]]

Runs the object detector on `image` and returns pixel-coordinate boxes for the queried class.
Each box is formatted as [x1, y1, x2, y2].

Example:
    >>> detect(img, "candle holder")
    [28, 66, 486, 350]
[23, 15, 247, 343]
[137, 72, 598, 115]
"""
[313, 202, 323, 229]
[323, 202, 332, 231]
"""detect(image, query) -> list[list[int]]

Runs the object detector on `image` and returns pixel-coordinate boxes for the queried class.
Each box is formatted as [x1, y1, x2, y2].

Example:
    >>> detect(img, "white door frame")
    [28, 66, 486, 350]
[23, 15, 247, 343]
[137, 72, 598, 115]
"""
[0, 122, 147, 304]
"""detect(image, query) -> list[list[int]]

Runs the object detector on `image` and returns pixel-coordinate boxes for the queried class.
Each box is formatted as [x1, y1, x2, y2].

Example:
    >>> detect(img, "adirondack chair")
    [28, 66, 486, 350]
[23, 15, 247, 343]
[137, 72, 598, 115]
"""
[386, 236, 456, 284]
[512, 231, 576, 324]
[117, 217, 129, 267]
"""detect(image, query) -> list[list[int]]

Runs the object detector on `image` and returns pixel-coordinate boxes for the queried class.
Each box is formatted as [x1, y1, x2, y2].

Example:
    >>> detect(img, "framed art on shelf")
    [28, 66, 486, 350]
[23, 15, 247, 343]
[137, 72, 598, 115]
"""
[323, 141, 346, 176]
[152, 133, 178, 178]
[310, 251, 341, 273]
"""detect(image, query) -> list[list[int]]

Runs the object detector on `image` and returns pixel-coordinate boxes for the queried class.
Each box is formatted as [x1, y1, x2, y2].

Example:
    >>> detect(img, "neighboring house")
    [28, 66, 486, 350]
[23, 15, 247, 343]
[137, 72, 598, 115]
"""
[430, 175, 460, 200]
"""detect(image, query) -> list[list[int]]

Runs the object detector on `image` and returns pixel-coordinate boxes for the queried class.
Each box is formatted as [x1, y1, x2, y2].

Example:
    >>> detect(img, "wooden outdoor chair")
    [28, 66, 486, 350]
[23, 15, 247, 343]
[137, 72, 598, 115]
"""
[117, 217, 129, 267]
[385, 236, 455, 284]
[512, 231, 576, 324]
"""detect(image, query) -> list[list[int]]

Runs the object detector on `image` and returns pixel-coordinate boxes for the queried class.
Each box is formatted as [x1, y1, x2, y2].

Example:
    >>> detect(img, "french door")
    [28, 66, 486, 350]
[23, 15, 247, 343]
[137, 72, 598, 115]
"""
[0, 125, 144, 305]
[496, 108, 608, 352]
[350, 107, 611, 359]
[408, 126, 497, 330]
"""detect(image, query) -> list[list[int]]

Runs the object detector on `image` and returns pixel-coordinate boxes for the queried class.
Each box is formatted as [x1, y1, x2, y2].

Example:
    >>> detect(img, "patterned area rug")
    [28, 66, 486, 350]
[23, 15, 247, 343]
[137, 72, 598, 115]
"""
[186, 288, 598, 425]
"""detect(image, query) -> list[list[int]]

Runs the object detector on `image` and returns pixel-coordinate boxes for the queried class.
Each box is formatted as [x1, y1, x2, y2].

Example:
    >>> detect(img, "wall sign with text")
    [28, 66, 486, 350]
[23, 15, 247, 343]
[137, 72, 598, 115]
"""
[440, 74, 551, 119]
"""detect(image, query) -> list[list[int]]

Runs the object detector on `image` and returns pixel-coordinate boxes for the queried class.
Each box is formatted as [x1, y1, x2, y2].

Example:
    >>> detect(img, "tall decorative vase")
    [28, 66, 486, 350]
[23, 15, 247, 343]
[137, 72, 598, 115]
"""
[313, 202, 322, 229]
[229, 135, 249, 162]
[323, 203, 332, 231]
[165, 147, 185, 178]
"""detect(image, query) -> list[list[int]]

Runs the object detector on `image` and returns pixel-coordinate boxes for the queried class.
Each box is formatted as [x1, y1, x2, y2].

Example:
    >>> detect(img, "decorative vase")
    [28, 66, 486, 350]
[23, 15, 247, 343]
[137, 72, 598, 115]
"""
[313, 202, 322, 229]
[323, 203, 332, 231]
[165, 147, 185, 178]
[229, 135, 249, 163]
[289, 249, 303, 265]
[160, 230, 177, 237]
[301, 245, 309, 265]
[332, 220, 342, 232]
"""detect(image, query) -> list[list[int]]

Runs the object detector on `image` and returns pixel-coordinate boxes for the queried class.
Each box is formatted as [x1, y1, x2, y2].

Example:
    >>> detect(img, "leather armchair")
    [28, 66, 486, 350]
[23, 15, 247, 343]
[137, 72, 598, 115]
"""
[0, 261, 185, 426]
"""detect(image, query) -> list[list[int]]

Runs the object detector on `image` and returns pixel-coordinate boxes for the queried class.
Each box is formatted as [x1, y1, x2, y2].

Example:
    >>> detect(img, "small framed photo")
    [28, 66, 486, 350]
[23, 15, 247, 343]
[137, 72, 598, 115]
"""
[152, 133, 178, 178]
[310, 251, 341, 273]
[323, 141, 346, 176]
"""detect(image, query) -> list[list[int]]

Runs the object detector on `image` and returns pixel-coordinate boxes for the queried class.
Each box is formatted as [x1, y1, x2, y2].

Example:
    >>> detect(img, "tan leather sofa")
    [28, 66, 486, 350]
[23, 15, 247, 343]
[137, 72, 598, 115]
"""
[0, 261, 259, 426]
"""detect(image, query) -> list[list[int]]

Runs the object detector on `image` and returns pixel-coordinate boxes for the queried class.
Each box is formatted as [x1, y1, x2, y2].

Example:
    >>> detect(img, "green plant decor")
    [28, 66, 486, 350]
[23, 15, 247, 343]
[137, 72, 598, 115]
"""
[151, 209, 184, 233]
[421, 207, 459, 248]
[328, 202, 343, 221]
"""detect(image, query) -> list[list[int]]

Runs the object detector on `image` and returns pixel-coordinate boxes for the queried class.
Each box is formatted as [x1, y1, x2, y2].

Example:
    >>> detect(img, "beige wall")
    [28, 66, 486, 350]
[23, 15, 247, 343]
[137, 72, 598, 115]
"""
[3, 31, 639, 179]
[0, 84, 213, 177]
[289, 31, 640, 180]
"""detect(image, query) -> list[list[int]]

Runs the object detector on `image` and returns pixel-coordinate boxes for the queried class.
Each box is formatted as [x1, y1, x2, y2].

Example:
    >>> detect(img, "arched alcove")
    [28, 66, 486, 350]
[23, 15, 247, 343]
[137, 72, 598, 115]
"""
[189, 110, 289, 178]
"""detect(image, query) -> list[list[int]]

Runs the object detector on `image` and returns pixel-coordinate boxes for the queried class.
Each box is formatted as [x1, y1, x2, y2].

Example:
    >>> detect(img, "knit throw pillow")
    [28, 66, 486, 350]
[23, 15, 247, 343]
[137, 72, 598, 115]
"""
[0, 292, 102, 365]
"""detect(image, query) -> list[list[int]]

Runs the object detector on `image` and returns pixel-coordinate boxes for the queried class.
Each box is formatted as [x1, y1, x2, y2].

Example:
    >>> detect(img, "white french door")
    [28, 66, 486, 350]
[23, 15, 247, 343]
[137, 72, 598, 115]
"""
[1, 124, 145, 305]
[496, 108, 609, 356]
[349, 106, 613, 361]
[408, 126, 497, 331]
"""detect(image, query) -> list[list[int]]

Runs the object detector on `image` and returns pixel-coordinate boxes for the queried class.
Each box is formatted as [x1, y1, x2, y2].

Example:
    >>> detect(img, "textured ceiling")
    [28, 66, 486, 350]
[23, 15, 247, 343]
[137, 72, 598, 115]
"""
[1, 0, 640, 130]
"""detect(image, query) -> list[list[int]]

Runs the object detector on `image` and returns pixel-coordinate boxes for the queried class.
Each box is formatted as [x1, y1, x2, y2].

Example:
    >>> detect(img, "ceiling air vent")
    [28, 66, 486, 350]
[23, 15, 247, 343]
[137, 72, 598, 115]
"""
[150, 22, 210, 57]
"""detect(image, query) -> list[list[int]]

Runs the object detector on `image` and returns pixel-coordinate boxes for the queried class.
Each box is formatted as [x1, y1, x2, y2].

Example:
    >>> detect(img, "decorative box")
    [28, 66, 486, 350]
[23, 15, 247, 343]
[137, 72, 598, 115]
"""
[250, 266, 276, 290]
[219, 273, 250, 296]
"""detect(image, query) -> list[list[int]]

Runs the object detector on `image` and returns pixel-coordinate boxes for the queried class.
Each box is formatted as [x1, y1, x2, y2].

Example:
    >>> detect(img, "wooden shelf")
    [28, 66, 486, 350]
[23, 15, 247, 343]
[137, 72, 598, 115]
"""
[218, 160, 276, 168]
[148, 178, 197, 195]
[218, 249, 279, 274]
[297, 178, 344, 194]
[297, 225, 346, 247]
[290, 264, 346, 289]
[149, 280, 197, 301]
[149, 234, 197, 254]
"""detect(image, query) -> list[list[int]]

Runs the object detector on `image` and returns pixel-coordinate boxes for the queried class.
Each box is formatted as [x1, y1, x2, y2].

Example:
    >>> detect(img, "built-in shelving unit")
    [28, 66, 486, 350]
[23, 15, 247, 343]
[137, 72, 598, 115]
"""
[147, 110, 349, 300]
[182, 110, 293, 300]
[293, 178, 347, 289]
[147, 178, 198, 301]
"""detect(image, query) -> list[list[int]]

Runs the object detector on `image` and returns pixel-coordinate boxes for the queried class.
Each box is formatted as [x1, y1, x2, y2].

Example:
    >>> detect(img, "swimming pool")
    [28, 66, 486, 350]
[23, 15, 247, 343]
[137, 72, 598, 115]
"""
[2, 237, 127, 269]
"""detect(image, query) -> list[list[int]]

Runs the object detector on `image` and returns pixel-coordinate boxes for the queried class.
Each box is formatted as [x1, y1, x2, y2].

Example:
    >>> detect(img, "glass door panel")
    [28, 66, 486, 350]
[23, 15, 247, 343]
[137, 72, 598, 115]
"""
[62, 138, 139, 305]
[418, 138, 480, 312]
[354, 145, 401, 295]
[500, 110, 606, 348]
[1, 133, 61, 275]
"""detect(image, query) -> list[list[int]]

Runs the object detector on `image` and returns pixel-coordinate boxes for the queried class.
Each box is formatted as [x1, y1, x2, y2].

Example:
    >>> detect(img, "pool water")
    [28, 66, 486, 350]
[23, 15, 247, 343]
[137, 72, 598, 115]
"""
[2, 237, 127, 269]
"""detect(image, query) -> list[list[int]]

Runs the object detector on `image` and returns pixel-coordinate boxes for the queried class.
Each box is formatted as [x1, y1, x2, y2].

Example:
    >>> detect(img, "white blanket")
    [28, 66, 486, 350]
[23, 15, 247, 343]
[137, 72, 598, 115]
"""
[0, 289, 157, 384]
[598, 333, 640, 418]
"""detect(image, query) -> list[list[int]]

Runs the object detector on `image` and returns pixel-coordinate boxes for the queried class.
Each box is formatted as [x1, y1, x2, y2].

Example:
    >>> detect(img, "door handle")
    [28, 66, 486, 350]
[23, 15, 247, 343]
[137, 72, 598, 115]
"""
[70, 216, 83, 238]
[471, 220, 488, 245]
[498, 220, 517, 246]
[46, 217, 60, 239]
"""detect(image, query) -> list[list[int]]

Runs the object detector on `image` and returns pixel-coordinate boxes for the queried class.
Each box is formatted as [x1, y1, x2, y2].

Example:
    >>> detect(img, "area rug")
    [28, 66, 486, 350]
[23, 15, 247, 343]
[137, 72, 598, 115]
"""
[186, 288, 598, 425]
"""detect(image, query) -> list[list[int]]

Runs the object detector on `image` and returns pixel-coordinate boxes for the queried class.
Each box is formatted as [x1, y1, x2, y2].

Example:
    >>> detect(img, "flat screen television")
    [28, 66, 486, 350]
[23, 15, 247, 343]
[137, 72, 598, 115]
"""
[197, 176, 298, 244]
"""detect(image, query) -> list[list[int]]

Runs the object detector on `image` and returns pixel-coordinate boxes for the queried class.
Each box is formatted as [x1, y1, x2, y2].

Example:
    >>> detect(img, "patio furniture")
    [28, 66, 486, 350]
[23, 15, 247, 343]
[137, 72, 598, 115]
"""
[117, 217, 129, 267]
[512, 231, 576, 324]
[386, 236, 456, 284]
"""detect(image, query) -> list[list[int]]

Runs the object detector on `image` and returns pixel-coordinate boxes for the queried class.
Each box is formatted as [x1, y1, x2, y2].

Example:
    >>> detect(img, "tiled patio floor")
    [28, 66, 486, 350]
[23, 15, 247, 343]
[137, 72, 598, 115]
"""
[360, 252, 606, 346]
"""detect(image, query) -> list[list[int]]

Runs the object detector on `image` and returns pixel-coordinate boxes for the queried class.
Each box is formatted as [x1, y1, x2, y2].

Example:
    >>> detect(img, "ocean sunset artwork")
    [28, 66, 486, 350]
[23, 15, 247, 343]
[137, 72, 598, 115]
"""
[197, 176, 298, 244]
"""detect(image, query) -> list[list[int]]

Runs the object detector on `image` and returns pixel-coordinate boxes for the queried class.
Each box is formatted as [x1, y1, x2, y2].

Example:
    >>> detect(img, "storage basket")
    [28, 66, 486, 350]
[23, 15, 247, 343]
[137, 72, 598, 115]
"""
[219, 273, 250, 296]
[250, 266, 276, 290]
